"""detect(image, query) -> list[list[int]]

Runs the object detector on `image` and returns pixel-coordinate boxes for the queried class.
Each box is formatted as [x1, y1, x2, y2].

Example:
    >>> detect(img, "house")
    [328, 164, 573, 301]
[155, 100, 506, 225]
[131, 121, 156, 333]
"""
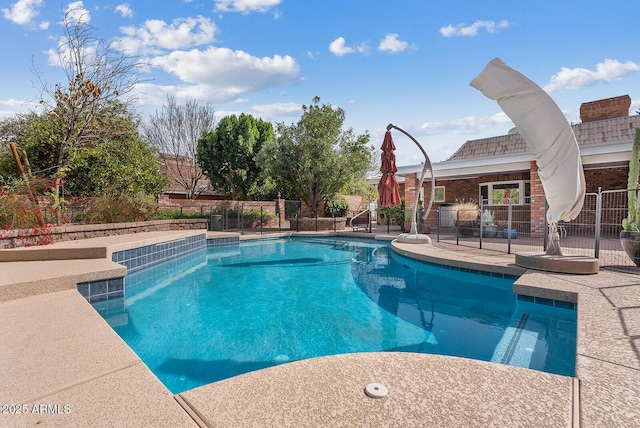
[392, 95, 639, 236]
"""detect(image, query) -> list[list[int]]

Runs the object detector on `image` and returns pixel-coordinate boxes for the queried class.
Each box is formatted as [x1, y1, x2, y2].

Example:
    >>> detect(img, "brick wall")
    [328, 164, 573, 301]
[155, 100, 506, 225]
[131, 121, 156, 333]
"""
[530, 162, 546, 237]
[0, 219, 208, 249]
[158, 195, 277, 215]
[580, 95, 631, 123]
[583, 166, 628, 192]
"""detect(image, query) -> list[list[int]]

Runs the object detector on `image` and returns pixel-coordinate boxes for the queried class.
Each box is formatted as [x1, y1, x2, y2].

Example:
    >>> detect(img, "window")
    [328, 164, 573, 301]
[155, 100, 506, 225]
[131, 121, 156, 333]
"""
[434, 186, 445, 203]
[479, 181, 530, 205]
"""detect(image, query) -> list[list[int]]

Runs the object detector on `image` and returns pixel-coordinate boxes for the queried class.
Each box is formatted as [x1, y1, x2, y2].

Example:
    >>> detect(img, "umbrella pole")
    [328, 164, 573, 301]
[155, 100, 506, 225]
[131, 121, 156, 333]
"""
[386, 124, 435, 236]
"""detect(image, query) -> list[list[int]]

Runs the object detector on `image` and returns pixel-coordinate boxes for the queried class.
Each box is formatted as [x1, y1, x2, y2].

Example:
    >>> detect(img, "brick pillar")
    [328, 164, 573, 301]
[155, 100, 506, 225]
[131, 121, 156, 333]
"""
[403, 172, 418, 231]
[530, 161, 546, 238]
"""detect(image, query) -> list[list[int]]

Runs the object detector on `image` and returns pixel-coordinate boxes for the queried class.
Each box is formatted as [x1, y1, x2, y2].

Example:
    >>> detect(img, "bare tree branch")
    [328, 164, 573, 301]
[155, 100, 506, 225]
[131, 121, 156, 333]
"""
[32, 5, 149, 170]
[142, 95, 216, 199]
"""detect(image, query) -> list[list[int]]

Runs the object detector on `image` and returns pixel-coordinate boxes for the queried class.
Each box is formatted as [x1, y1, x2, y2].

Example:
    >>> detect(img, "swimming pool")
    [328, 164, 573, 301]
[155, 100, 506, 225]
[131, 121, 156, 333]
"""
[93, 237, 576, 394]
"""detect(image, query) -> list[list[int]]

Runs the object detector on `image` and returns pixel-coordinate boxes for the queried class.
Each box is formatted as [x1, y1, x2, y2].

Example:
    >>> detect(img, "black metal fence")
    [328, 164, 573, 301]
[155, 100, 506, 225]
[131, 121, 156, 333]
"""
[428, 189, 637, 272]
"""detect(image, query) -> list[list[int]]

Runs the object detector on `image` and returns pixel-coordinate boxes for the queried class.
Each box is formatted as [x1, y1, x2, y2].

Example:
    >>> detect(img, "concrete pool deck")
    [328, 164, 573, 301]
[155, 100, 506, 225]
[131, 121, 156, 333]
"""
[1, 230, 639, 426]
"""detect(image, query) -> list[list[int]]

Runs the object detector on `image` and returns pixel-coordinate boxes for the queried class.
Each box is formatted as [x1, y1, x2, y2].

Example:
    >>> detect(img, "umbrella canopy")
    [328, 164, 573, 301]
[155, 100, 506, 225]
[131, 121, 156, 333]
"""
[377, 131, 401, 207]
[470, 57, 585, 224]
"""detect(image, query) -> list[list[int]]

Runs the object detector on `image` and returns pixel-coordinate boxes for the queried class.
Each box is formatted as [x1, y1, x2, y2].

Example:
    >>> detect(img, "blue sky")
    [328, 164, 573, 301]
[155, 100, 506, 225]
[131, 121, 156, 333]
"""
[1, 0, 638, 166]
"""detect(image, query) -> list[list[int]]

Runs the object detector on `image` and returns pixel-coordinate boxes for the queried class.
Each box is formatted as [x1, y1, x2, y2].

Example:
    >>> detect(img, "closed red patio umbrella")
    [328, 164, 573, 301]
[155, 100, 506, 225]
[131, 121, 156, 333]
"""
[377, 131, 401, 207]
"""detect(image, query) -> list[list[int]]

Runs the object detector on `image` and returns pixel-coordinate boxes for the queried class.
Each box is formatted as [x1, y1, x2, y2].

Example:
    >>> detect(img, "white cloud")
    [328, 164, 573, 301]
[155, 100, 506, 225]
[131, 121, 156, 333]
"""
[329, 37, 355, 56]
[115, 16, 217, 55]
[65, 1, 91, 25]
[439, 20, 509, 37]
[251, 102, 302, 120]
[150, 46, 299, 96]
[329, 37, 370, 56]
[543, 59, 640, 92]
[378, 33, 412, 53]
[115, 4, 133, 19]
[2, 0, 43, 25]
[420, 112, 511, 135]
[214, 0, 281, 14]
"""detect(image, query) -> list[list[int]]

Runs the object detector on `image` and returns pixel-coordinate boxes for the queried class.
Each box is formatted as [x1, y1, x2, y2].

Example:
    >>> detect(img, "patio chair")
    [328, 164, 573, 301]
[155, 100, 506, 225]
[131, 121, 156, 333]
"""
[557, 221, 567, 238]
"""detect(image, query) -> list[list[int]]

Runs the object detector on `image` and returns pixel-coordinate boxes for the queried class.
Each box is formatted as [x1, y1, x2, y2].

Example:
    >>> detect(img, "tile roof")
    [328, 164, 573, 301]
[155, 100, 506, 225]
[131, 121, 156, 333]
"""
[446, 115, 640, 162]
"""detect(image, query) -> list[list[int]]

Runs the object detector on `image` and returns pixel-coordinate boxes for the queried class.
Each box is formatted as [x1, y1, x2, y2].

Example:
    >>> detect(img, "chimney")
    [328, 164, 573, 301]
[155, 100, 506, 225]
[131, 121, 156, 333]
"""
[579, 95, 631, 123]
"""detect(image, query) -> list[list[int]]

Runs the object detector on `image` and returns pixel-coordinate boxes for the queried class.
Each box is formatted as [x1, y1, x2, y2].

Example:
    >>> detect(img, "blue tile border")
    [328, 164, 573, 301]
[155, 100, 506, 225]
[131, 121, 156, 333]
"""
[111, 234, 206, 273]
[517, 294, 576, 310]
[78, 233, 207, 301]
[77, 277, 124, 303]
[207, 236, 240, 247]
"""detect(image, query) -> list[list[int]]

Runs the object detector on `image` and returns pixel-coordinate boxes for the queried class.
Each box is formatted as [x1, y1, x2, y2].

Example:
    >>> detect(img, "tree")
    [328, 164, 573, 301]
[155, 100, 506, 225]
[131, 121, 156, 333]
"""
[0, 101, 167, 197]
[32, 5, 146, 198]
[259, 97, 373, 216]
[63, 105, 167, 196]
[142, 95, 216, 199]
[197, 114, 274, 200]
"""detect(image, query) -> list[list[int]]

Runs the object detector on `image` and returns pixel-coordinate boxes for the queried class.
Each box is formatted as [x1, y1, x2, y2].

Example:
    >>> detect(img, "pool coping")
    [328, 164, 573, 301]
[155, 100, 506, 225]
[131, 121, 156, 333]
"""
[1, 230, 639, 426]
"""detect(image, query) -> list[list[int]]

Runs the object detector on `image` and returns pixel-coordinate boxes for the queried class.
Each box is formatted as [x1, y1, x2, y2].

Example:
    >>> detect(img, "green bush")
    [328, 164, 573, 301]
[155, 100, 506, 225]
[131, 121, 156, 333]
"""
[242, 208, 276, 220]
[84, 192, 158, 224]
[324, 196, 350, 217]
[157, 209, 208, 220]
[0, 178, 52, 229]
[377, 199, 405, 226]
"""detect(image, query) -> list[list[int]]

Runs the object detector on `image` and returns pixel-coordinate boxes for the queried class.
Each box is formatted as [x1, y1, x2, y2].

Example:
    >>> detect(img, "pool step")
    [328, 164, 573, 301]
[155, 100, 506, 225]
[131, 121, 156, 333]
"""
[491, 313, 538, 369]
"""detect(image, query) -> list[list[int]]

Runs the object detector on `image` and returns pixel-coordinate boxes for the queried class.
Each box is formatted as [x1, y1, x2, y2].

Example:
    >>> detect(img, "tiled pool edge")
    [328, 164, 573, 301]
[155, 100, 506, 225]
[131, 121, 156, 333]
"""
[77, 234, 240, 302]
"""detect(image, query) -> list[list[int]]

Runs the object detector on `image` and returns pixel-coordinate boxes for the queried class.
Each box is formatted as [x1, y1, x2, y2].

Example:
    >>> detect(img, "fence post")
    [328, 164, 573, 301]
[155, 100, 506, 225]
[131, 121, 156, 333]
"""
[507, 198, 512, 254]
[260, 206, 264, 235]
[456, 210, 460, 246]
[479, 201, 484, 249]
[595, 187, 602, 259]
[543, 199, 548, 253]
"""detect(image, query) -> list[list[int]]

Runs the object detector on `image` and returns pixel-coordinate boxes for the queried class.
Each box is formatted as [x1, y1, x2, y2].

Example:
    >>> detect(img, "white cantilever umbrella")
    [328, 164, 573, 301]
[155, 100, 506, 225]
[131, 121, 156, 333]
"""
[470, 58, 585, 255]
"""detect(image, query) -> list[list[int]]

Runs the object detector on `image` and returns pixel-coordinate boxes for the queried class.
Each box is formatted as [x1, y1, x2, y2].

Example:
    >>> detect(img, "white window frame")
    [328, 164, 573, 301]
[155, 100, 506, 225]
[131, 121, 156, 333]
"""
[434, 186, 445, 203]
[479, 180, 530, 206]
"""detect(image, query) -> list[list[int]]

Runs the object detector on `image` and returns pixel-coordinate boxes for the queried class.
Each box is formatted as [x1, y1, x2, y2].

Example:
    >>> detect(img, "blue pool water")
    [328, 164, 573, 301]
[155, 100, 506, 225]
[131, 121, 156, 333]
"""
[93, 237, 576, 394]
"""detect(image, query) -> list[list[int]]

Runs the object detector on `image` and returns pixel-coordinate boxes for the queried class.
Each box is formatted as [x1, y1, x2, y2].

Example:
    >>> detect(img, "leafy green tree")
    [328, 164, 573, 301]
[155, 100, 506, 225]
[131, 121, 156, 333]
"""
[0, 101, 166, 197]
[259, 97, 373, 217]
[63, 123, 167, 196]
[341, 175, 379, 203]
[324, 195, 350, 217]
[197, 114, 274, 200]
[31, 5, 146, 201]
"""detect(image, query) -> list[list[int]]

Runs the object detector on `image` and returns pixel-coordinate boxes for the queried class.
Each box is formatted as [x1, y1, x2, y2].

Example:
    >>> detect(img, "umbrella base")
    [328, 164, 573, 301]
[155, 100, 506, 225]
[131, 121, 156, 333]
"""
[395, 233, 432, 244]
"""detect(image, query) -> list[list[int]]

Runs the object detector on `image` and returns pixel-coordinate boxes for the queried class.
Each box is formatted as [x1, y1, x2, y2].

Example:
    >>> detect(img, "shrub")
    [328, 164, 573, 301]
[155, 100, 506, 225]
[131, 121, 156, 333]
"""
[157, 209, 208, 220]
[84, 192, 158, 223]
[0, 178, 51, 229]
[377, 199, 405, 226]
[450, 199, 479, 222]
[242, 208, 276, 220]
[481, 209, 496, 226]
[324, 196, 350, 217]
